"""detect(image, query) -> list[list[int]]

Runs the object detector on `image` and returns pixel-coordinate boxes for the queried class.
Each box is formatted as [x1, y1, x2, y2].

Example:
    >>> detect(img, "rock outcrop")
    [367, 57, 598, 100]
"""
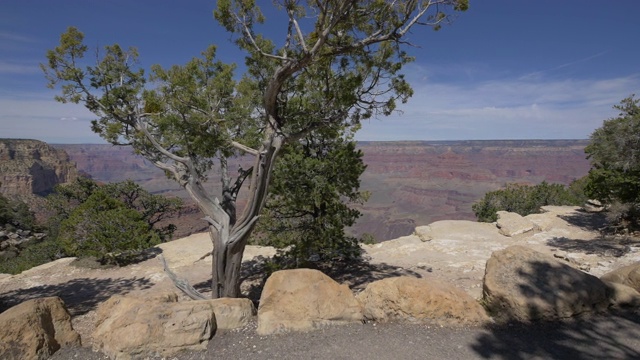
[601, 262, 640, 292]
[92, 295, 216, 360]
[483, 245, 610, 322]
[496, 211, 537, 237]
[257, 269, 363, 335]
[0, 139, 78, 198]
[0, 296, 81, 360]
[357, 276, 489, 325]
[0, 225, 47, 262]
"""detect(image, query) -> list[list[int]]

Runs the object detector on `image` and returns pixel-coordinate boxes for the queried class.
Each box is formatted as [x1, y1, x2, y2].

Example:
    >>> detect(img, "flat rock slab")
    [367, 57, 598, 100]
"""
[496, 211, 537, 237]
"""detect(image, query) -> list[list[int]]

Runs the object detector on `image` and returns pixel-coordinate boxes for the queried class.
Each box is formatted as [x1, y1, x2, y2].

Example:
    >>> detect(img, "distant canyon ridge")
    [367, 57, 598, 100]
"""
[52, 140, 591, 241]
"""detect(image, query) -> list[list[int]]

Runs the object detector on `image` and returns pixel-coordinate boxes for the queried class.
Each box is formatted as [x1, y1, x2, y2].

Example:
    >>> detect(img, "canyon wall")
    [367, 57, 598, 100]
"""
[54, 140, 591, 241]
[356, 140, 590, 240]
[0, 139, 79, 198]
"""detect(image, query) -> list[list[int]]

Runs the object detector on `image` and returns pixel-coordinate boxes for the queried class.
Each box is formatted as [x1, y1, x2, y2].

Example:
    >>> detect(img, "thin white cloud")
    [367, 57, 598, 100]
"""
[356, 71, 640, 141]
[0, 31, 36, 43]
[0, 60, 40, 74]
[519, 51, 610, 81]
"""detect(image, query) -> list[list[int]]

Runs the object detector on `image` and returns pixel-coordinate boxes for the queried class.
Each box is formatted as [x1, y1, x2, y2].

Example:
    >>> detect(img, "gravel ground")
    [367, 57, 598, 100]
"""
[50, 309, 640, 360]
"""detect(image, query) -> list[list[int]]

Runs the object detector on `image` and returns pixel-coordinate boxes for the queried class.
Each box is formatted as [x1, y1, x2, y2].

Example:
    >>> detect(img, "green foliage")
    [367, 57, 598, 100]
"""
[473, 181, 586, 222]
[43, 2, 468, 297]
[0, 193, 37, 231]
[254, 128, 369, 266]
[46, 177, 181, 265]
[0, 239, 62, 275]
[57, 191, 161, 265]
[584, 95, 640, 229]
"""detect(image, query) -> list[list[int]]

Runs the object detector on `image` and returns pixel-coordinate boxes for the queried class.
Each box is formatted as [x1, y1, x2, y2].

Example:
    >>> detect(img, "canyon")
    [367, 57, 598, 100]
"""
[53, 139, 591, 241]
[0, 139, 78, 199]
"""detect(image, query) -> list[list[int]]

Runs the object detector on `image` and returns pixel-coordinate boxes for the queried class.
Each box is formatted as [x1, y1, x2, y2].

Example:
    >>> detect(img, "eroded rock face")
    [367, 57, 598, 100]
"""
[483, 245, 610, 322]
[357, 276, 489, 325]
[0, 139, 78, 197]
[0, 296, 81, 360]
[257, 269, 363, 335]
[92, 295, 216, 360]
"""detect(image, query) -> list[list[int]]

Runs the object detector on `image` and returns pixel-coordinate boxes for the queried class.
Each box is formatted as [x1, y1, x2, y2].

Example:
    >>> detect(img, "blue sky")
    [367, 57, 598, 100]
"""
[0, 0, 639, 143]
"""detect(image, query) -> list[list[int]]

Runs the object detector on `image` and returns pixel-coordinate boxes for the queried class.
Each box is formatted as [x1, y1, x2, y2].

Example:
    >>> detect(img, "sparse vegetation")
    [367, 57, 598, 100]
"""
[472, 180, 587, 222]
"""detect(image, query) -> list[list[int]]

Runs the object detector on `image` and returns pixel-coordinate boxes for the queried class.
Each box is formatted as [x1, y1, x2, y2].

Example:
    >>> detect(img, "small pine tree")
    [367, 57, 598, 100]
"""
[254, 128, 369, 267]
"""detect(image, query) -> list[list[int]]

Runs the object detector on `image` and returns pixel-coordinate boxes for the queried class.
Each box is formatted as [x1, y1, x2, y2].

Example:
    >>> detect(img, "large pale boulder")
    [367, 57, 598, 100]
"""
[496, 211, 537, 237]
[601, 262, 640, 291]
[93, 295, 216, 360]
[207, 297, 255, 330]
[257, 269, 363, 335]
[483, 245, 609, 322]
[0, 297, 81, 360]
[357, 276, 489, 325]
[604, 281, 640, 308]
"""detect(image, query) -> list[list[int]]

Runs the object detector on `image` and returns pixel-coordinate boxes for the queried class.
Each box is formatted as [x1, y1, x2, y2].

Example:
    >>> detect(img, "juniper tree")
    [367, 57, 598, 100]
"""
[43, 0, 468, 298]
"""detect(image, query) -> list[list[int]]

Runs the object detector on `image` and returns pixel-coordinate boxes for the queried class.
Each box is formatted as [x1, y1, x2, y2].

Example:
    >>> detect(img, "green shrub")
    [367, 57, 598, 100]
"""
[472, 180, 586, 222]
[0, 239, 63, 275]
[56, 191, 161, 265]
[0, 193, 37, 231]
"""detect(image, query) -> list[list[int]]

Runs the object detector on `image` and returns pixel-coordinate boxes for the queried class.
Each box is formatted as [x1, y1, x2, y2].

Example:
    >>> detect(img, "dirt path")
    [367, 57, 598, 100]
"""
[50, 310, 640, 360]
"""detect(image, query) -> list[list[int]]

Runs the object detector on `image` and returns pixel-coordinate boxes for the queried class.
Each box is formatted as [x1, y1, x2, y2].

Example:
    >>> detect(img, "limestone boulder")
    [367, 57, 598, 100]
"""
[496, 211, 537, 237]
[357, 276, 489, 325]
[207, 297, 255, 330]
[600, 262, 640, 292]
[483, 245, 609, 322]
[604, 281, 640, 308]
[93, 295, 216, 360]
[0, 297, 81, 360]
[584, 199, 605, 213]
[257, 268, 363, 335]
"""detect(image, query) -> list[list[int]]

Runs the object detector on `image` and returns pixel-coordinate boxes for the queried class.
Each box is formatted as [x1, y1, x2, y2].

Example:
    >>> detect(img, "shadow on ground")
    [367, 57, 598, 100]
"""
[473, 256, 640, 359]
[0, 277, 153, 315]
[471, 310, 640, 359]
[559, 210, 608, 232]
[547, 236, 633, 257]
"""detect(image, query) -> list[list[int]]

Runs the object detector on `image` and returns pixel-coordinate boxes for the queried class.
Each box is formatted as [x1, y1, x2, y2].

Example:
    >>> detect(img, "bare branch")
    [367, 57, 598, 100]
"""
[291, 16, 308, 53]
[231, 141, 259, 156]
[237, 12, 289, 61]
[136, 120, 190, 163]
[160, 255, 207, 300]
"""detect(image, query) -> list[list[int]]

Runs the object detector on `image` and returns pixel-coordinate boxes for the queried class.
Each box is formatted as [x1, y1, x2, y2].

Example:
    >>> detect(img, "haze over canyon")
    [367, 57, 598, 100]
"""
[51, 140, 591, 241]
